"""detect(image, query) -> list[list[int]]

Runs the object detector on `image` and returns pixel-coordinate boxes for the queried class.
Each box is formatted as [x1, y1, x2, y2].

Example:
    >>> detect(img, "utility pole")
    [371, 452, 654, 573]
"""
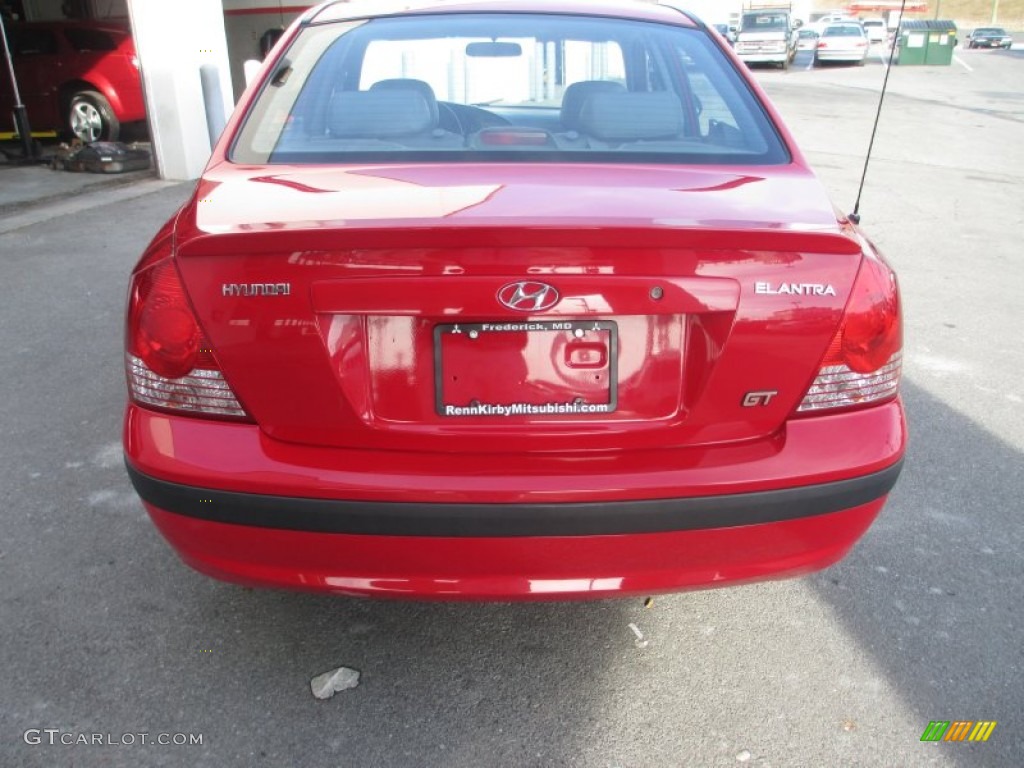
[991, 0, 999, 23]
[934, 0, 942, 19]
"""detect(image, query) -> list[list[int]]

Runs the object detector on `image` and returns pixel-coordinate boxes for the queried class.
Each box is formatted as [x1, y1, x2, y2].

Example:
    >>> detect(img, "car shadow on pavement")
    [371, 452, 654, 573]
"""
[180, 588, 641, 766]
[806, 378, 1022, 767]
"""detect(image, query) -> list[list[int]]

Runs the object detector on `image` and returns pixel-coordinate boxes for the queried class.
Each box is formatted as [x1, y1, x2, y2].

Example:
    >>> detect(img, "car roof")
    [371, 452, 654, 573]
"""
[309, 0, 699, 27]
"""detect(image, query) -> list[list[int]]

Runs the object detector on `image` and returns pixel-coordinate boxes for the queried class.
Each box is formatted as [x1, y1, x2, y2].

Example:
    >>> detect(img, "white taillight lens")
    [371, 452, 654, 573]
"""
[797, 352, 901, 412]
[127, 355, 247, 417]
[797, 254, 902, 415]
[126, 258, 250, 420]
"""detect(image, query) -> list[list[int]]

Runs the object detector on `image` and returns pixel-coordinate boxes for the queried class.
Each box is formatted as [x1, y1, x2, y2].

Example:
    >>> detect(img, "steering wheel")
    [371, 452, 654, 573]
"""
[438, 102, 512, 135]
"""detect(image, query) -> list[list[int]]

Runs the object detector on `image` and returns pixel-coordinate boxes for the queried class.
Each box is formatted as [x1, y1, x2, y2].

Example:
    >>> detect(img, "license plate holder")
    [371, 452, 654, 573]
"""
[435, 320, 618, 417]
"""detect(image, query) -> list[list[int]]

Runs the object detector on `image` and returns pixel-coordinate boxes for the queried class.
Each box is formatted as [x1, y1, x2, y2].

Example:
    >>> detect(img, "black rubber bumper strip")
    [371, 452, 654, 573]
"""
[125, 459, 903, 538]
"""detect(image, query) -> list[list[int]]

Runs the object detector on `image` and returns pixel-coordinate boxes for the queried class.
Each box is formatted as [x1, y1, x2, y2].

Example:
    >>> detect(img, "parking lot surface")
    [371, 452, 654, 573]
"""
[1, 46, 1021, 768]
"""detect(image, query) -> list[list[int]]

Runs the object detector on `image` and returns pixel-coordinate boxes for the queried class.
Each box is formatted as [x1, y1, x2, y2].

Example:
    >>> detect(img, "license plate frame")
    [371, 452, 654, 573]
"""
[434, 320, 619, 417]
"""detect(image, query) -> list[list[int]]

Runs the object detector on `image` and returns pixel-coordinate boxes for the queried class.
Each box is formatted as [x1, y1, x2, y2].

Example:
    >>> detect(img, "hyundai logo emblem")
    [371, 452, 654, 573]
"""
[497, 281, 560, 312]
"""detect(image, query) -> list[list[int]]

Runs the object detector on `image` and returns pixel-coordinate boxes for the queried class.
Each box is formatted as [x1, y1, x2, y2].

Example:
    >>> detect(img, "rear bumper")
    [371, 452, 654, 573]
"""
[737, 52, 789, 63]
[124, 400, 905, 599]
[142, 498, 888, 600]
[128, 461, 901, 537]
[815, 50, 867, 61]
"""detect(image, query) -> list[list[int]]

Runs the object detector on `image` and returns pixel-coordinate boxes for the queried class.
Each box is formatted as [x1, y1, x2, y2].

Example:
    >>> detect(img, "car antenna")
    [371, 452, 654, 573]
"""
[849, 0, 908, 224]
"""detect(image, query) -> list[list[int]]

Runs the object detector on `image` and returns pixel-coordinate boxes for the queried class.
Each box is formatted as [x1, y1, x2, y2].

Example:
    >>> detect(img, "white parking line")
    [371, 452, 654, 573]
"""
[954, 55, 974, 72]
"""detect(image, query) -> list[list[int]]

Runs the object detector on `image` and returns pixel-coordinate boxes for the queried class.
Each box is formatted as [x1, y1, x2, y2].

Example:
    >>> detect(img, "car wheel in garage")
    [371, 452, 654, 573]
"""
[69, 91, 120, 143]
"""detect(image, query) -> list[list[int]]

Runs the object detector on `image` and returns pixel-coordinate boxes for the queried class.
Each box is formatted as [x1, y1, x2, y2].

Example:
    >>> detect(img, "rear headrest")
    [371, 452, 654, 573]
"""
[328, 90, 435, 139]
[560, 80, 626, 132]
[370, 78, 440, 125]
[578, 92, 685, 142]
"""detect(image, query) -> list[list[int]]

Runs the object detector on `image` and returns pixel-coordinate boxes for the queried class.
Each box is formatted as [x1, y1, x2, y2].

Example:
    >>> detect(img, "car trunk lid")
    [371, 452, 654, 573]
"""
[174, 163, 863, 453]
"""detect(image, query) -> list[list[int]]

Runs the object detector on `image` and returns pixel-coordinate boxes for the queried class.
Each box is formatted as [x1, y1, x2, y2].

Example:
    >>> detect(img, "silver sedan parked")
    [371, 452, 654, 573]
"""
[813, 22, 869, 66]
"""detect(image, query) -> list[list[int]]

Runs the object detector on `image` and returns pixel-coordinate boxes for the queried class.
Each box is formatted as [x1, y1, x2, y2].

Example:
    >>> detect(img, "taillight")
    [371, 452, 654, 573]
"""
[797, 254, 901, 414]
[126, 258, 249, 419]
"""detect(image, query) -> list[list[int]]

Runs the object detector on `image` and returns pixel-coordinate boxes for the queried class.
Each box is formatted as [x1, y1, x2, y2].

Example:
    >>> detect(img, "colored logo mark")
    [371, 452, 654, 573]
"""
[921, 721, 997, 742]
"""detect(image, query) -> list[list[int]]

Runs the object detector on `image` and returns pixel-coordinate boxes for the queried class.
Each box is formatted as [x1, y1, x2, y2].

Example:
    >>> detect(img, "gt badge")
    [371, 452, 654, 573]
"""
[742, 391, 779, 407]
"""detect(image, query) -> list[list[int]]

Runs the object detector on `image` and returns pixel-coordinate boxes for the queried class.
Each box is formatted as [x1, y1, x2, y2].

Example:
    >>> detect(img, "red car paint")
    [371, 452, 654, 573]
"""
[0, 21, 144, 137]
[124, 0, 905, 600]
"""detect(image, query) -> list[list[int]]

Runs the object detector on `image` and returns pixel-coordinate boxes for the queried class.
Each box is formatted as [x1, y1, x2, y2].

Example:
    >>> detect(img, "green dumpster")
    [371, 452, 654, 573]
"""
[897, 20, 958, 65]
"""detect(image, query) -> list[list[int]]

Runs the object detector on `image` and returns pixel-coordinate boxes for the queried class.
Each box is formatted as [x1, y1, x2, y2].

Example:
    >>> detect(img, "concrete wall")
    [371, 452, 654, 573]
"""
[222, 0, 309, 99]
[126, 0, 233, 179]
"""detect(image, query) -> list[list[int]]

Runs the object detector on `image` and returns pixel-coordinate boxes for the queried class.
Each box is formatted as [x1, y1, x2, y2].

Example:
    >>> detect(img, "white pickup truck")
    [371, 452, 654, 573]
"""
[734, 8, 798, 69]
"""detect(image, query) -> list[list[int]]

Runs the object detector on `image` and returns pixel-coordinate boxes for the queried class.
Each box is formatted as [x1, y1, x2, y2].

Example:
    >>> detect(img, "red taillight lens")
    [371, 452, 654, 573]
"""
[126, 259, 249, 419]
[797, 254, 902, 414]
[129, 260, 201, 379]
[840, 256, 901, 373]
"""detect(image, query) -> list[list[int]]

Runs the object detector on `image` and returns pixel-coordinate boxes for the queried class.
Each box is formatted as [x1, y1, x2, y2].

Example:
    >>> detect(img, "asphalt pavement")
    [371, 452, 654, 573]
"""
[1, 47, 1021, 768]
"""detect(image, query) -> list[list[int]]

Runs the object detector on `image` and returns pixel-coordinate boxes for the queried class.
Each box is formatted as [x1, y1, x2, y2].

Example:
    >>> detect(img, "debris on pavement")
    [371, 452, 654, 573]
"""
[627, 622, 649, 649]
[49, 141, 151, 174]
[310, 665, 361, 700]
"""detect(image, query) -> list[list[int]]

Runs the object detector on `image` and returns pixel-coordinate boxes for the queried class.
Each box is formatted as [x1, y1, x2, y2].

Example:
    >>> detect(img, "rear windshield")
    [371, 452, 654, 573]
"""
[823, 25, 864, 37]
[741, 13, 789, 30]
[231, 12, 789, 166]
[975, 28, 1006, 35]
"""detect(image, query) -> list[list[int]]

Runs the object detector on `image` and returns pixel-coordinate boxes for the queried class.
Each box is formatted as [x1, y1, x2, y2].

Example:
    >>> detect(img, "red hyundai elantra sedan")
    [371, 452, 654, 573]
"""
[124, 0, 905, 600]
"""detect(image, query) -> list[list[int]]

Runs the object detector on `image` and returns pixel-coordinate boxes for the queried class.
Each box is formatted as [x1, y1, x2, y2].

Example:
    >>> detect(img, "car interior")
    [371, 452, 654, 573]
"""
[232, 14, 789, 165]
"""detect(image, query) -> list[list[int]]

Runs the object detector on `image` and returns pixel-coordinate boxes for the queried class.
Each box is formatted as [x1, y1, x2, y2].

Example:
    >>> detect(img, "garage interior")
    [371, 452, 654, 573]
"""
[2, 0, 309, 179]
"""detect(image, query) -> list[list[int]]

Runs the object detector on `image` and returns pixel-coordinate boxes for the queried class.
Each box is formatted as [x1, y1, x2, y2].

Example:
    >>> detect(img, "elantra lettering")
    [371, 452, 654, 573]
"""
[755, 282, 836, 297]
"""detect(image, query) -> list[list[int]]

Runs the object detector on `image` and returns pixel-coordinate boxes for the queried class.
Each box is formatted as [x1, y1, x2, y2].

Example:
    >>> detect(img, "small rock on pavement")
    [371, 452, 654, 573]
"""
[310, 666, 360, 700]
[736, 750, 752, 762]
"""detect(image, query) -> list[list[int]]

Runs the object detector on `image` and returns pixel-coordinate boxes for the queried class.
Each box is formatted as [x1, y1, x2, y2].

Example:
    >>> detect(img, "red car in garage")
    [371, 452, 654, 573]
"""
[0, 20, 145, 142]
[124, 0, 905, 600]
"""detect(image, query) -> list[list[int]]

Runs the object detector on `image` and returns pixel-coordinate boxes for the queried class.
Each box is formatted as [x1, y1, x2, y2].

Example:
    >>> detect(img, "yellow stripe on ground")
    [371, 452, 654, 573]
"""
[0, 131, 59, 139]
